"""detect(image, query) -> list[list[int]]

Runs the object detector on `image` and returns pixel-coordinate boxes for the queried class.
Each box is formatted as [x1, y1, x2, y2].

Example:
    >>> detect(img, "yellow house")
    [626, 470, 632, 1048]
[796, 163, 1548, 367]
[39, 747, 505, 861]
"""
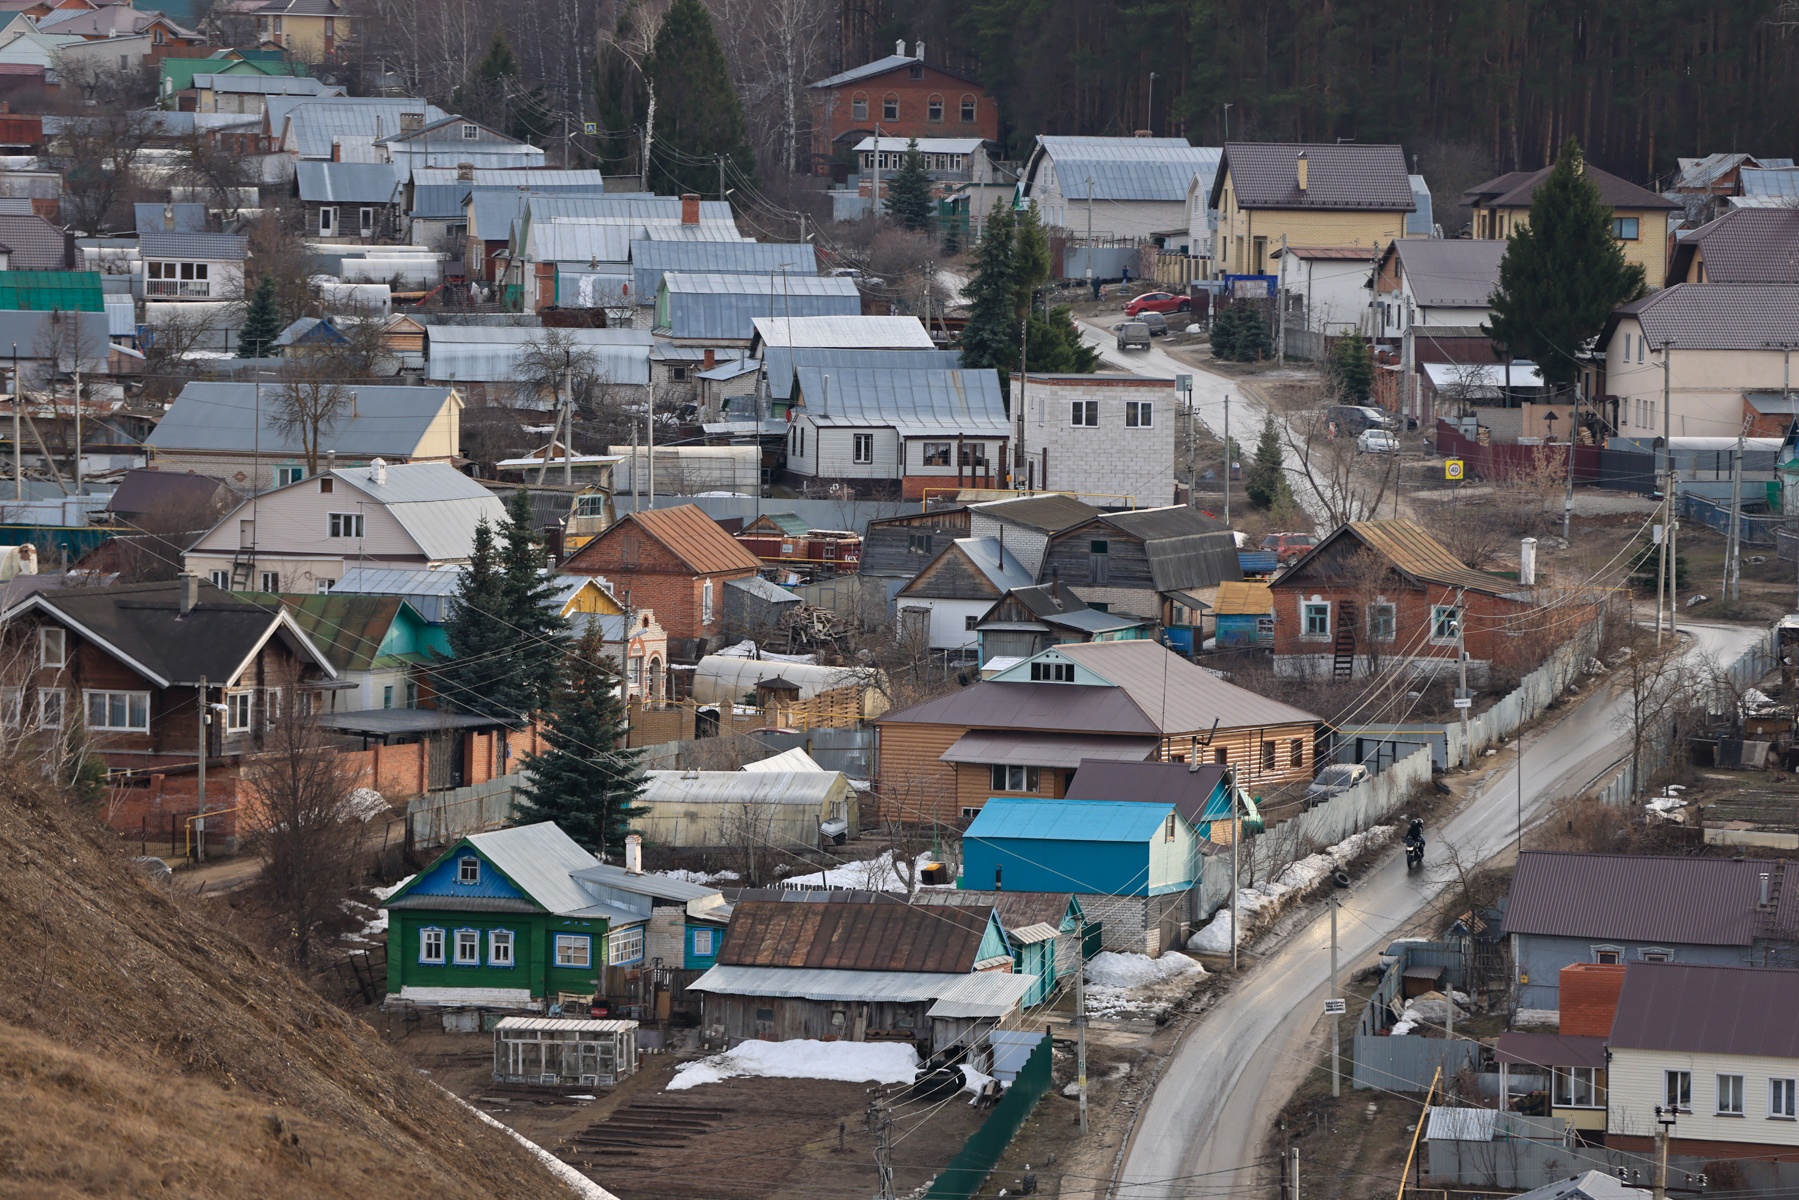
[1463, 163, 1680, 289]
[1209, 143, 1416, 277]
[253, 0, 347, 63]
[556, 576, 626, 618]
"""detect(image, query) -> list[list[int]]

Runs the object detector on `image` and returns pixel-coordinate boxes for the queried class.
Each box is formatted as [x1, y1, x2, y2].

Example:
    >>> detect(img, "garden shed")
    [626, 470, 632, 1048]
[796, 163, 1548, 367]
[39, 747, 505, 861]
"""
[491, 1017, 640, 1086]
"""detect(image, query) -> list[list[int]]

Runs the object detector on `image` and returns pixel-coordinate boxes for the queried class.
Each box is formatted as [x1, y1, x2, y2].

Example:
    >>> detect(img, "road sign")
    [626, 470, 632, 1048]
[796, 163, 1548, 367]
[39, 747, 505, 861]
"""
[1453, 697, 1473, 709]
[1323, 998, 1347, 1016]
[1176, 373, 1193, 393]
[1444, 458, 1465, 481]
[582, 122, 598, 135]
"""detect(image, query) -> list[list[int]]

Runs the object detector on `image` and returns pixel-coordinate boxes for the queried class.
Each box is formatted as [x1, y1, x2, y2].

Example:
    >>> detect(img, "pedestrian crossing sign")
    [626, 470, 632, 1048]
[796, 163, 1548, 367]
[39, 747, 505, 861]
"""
[1445, 459, 1465, 481]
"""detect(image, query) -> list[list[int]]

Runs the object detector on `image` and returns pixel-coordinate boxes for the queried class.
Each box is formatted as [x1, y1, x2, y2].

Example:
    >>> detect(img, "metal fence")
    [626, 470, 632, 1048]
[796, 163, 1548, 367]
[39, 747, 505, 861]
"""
[405, 773, 523, 848]
[1442, 620, 1603, 768]
[1352, 941, 1478, 1092]
[923, 1033, 1052, 1200]
[1680, 492, 1783, 545]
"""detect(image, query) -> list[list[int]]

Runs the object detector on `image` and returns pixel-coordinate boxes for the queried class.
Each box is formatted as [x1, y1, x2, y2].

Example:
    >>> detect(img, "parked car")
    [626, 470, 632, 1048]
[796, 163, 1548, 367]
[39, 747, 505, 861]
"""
[1304, 763, 1370, 807]
[1125, 291, 1190, 316]
[1326, 404, 1398, 436]
[1137, 310, 1169, 337]
[1260, 532, 1317, 564]
[1116, 321, 1152, 351]
[1357, 428, 1400, 454]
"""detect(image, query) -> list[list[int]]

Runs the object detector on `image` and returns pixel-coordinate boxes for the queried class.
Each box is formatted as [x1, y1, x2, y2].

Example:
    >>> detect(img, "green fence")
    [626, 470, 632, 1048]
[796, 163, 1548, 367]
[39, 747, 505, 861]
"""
[923, 1033, 1053, 1200]
[1082, 922, 1103, 960]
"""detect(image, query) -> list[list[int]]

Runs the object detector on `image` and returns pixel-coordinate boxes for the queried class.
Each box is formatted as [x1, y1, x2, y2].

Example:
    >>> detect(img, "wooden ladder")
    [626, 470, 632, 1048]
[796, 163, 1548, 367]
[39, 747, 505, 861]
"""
[1333, 601, 1358, 678]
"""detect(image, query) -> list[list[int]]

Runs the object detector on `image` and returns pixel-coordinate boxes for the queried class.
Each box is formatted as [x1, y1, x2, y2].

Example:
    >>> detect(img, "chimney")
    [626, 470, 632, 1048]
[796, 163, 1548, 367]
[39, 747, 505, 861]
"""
[821, 373, 830, 418]
[1761, 871, 1773, 908]
[369, 456, 387, 486]
[179, 572, 199, 615]
[625, 833, 643, 874]
[914, 40, 924, 60]
[895, 37, 905, 55]
[330, 137, 341, 162]
[326, 449, 336, 474]
[1296, 150, 1309, 193]
[1558, 963, 1627, 1036]
[456, 161, 475, 181]
[399, 111, 424, 135]
[1520, 537, 1538, 586]
[680, 193, 700, 225]
[703, 348, 716, 370]
[162, 202, 174, 230]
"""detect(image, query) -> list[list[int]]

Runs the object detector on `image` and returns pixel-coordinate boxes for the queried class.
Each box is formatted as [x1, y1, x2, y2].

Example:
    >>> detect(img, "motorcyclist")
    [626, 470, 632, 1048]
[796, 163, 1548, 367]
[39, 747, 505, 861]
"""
[1405, 817, 1424, 847]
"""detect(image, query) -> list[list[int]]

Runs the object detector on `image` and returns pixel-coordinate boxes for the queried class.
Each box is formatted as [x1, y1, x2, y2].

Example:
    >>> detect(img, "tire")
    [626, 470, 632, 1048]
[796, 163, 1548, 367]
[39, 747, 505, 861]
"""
[1177, 301, 1191, 312]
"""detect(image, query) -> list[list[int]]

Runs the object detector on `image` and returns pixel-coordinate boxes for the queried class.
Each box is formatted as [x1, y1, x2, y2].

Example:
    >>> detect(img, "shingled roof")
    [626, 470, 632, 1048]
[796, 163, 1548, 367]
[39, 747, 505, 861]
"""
[1212, 143, 1414, 211]
[1670, 208, 1799, 285]
[1603, 283, 1799, 351]
[1610, 963, 1799, 1058]
[1462, 162, 1679, 211]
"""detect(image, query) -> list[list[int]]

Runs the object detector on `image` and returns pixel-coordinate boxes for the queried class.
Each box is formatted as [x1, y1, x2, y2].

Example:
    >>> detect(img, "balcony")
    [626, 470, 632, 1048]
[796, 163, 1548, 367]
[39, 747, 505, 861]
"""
[145, 280, 211, 299]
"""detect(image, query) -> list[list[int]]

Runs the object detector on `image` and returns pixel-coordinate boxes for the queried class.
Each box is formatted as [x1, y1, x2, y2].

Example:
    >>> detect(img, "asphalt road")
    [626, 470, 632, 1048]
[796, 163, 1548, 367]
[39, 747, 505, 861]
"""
[1107, 620, 1765, 1200]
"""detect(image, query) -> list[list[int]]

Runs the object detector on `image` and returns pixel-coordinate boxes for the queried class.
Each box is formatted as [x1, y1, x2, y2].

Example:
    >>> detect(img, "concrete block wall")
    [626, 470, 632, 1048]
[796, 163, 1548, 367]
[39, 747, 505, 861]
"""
[1012, 374, 1178, 506]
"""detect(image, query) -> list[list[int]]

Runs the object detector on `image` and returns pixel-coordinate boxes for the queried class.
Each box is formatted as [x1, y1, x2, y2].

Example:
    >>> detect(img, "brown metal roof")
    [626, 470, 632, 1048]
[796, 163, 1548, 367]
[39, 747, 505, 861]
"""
[1494, 1032, 1608, 1070]
[614, 503, 762, 575]
[912, 890, 1076, 932]
[1506, 851, 1766, 946]
[718, 899, 994, 973]
[1064, 759, 1228, 825]
[1674, 208, 1799, 284]
[1603, 282, 1799, 351]
[1274, 245, 1377, 260]
[1213, 142, 1415, 212]
[880, 680, 1161, 735]
[1610, 963, 1799, 1057]
[1463, 162, 1679, 211]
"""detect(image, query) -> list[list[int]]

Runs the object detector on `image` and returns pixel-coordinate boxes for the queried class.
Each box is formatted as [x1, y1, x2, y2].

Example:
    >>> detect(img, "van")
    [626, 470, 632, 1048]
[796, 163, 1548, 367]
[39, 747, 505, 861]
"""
[1116, 321, 1151, 351]
[1325, 405, 1396, 436]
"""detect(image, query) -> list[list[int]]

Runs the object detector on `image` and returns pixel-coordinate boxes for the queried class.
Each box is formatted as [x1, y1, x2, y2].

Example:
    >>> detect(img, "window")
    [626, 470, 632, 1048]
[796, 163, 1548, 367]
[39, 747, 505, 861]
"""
[670, 366, 688, 381]
[1213, 746, 1228, 765]
[964, 615, 979, 631]
[1594, 948, 1622, 964]
[908, 61, 923, 79]
[328, 512, 364, 538]
[1125, 401, 1153, 428]
[1431, 605, 1462, 641]
[419, 927, 445, 964]
[276, 466, 305, 486]
[960, 96, 977, 123]
[260, 687, 281, 727]
[0, 687, 20, 728]
[359, 207, 375, 235]
[1164, 813, 1177, 842]
[1666, 1069, 1692, 1111]
[554, 933, 591, 968]
[1369, 603, 1395, 641]
[922, 442, 951, 466]
[225, 691, 252, 732]
[1613, 216, 1640, 240]
[1089, 539, 1109, 585]
[316, 579, 335, 594]
[608, 925, 645, 965]
[38, 627, 64, 668]
[574, 495, 608, 518]
[453, 928, 480, 965]
[145, 260, 212, 297]
[1303, 602, 1330, 637]
[1639, 338, 1646, 364]
[318, 206, 337, 235]
[1624, 333, 1634, 362]
[404, 679, 419, 707]
[1719, 1074, 1746, 1116]
[461, 123, 479, 140]
[37, 689, 62, 730]
[1261, 741, 1277, 771]
[210, 569, 230, 589]
[256, 570, 279, 593]
[1071, 400, 1098, 427]
[1554, 1066, 1602, 1108]
[1029, 661, 1074, 682]
[1290, 738, 1304, 767]
[1640, 949, 1671, 962]
[319, 477, 334, 494]
[701, 580, 714, 624]
[907, 533, 934, 555]
[883, 94, 898, 120]
[851, 95, 868, 121]
[272, 15, 281, 32]
[84, 690, 149, 732]
[928, 95, 943, 122]
[692, 927, 716, 957]
[853, 433, 874, 463]
[382, 684, 394, 709]
[1772, 1078, 1797, 1119]
[488, 929, 514, 966]
[457, 856, 480, 884]
[990, 764, 1039, 792]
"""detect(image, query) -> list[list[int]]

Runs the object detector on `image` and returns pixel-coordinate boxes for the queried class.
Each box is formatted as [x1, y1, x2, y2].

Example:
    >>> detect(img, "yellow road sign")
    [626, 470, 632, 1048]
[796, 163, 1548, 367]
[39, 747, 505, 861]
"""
[1444, 459, 1464, 481]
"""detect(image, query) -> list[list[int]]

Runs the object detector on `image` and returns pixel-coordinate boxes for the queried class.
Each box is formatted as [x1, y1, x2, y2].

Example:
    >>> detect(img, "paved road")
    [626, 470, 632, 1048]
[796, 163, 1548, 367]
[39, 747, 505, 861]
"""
[1108, 620, 1764, 1200]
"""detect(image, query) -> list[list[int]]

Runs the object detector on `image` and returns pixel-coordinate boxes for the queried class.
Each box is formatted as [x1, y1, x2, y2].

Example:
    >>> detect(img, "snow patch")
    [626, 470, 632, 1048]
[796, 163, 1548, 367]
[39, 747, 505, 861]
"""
[1084, 952, 1206, 1017]
[654, 868, 741, 886]
[781, 851, 935, 893]
[345, 873, 417, 941]
[668, 1039, 919, 1091]
[1188, 825, 1395, 954]
[960, 1063, 995, 1102]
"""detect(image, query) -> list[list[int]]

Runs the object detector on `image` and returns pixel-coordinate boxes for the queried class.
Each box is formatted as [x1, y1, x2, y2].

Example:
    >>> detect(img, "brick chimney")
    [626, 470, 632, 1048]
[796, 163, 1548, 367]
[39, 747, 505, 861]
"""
[1558, 963, 1627, 1036]
[1296, 150, 1309, 193]
[330, 137, 341, 162]
[179, 572, 199, 615]
[702, 348, 715, 370]
[680, 193, 700, 225]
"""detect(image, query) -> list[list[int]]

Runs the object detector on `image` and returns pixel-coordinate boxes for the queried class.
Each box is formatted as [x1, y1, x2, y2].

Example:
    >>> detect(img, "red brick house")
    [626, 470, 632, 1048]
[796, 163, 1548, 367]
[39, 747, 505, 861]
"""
[807, 41, 998, 176]
[1268, 519, 1543, 682]
[558, 504, 761, 659]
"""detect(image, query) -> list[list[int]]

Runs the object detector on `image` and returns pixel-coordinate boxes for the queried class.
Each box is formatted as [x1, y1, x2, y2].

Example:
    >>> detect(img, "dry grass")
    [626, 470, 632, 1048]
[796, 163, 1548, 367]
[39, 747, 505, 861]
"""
[0, 775, 571, 1200]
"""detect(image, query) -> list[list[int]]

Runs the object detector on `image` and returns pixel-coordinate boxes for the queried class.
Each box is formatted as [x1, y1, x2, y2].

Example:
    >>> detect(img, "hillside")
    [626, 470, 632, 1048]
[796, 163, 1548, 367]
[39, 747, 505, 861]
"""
[0, 778, 575, 1200]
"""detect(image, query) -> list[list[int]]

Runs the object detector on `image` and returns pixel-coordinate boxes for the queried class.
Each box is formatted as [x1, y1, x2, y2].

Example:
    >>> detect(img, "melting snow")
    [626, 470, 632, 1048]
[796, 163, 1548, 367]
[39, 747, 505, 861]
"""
[781, 851, 936, 893]
[1084, 951, 1206, 1017]
[668, 1039, 918, 1091]
[654, 868, 742, 886]
[1187, 825, 1395, 953]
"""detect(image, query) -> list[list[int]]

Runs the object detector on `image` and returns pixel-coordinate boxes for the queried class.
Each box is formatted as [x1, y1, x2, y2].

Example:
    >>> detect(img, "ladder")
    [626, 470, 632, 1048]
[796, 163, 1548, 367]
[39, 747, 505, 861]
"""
[1333, 601, 1358, 678]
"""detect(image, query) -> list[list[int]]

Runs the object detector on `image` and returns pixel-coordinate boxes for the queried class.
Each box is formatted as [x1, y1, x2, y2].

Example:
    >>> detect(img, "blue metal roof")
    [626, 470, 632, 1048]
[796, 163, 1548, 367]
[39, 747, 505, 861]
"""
[794, 366, 1007, 436]
[1035, 136, 1221, 202]
[764, 347, 959, 400]
[659, 273, 860, 340]
[964, 797, 1172, 843]
[631, 240, 814, 305]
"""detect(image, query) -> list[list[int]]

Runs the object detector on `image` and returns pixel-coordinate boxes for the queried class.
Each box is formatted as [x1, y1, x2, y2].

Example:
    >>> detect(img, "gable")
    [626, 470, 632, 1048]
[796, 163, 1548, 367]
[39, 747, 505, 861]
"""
[394, 842, 533, 906]
[898, 543, 1004, 601]
[988, 646, 1110, 686]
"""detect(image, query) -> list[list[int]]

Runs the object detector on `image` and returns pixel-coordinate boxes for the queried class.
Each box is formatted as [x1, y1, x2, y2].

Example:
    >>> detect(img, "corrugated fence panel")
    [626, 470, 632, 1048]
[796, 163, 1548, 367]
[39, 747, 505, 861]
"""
[1352, 1035, 1477, 1092]
[924, 1033, 1053, 1200]
[406, 773, 523, 847]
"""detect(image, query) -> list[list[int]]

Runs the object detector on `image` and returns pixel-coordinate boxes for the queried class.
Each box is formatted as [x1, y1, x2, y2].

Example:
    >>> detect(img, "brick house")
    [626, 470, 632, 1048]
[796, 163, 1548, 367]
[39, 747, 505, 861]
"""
[1268, 519, 1541, 681]
[558, 504, 761, 660]
[1011, 373, 1178, 505]
[807, 41, 998, 177]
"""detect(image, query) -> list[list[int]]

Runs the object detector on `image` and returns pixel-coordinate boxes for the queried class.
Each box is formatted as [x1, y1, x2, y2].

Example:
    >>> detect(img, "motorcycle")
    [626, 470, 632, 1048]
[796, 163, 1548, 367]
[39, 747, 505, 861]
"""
[1404, 834, 1426, 870]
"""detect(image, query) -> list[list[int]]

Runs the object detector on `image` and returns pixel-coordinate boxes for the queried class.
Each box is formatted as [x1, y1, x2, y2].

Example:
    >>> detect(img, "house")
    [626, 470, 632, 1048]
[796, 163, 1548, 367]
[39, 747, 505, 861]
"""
[1038, 506, 1240, 625]
[375, 114, 545, 173]
[145, 381, 463, 492]
[633, 769, 858, 850]
[139, 231, 246, 302]
[1021, 135, 1221, 243]
[572, 838, 732, 989]
[1063, 757, 1234, 840]
[1268, 518, 1539, 681]
[102, 468, 237, 527]
[271, 98, 451, 163]
[1667, 207, 1799, 286]
[294, 160, 403, 240]
[403, 166, 605, 248]
[183, 460, 509, 593]
[858, 506, 970, 595]
[1212, 580, 1274, 648]
[974, 583, 1151, 667]
[1464, 163, 1680, 290]
[568, 607, 670, 703]
[874, 640, 1320, 824]
[966, 494, 1104, 577]
[277, 592, 444, 712]
[37, 4, 199, 49]
[1271, 245, 1379, 337]
[1012, 373, 1178, 504]
[1503, 850, 1796, 1011]
[961, 796, 1203, 955]
[894, 535, 1033, 654]
[852, 135, 1005, 200]
[188, 72, 342, 117]
[424, 326, 651, 405]
[1373, 238, 1508, 335]
[557, 504, 762, 655]
[1210, 143, 1415, 277]
[912, 890, 1085, 1005]
[1605, 962, 1799, 1157]
[654, 272, 861, 350]
[630, 240, 815, 310]
[750, 314, 936, 361]
[1495, 962, 1625, 1135]
[686, 898, 1033, 1059]
[251, 0, 346, 62]
[1732, 166, 1799, 210]
[0, 212, 73, 270]
[1598, 284, 1799, 440]
[806, 40, 999, 175]
[783, 366, 1010, 499]
[761, 346, 958, 418]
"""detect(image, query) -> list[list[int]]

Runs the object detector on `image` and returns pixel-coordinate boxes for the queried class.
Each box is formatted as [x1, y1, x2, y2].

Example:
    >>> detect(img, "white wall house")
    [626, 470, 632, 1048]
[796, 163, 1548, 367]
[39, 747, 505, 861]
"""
[1012, 373, 1177, 506]
[1273, 245, 1375, 336]
[894, 535, 1034, 653]
[138, 231, 246, 302]
[1022, 136, 1221, 242]
[1374, 238, 1506, 335]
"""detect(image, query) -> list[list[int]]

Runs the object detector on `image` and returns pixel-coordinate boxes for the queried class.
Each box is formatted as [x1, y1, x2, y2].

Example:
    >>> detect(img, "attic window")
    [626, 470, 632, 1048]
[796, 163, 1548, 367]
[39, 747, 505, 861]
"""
[319, 477, 334, 494]
[457, 856, 480, 885]
[1029, 661, 1073, 683]
[461, 123, 479, 140]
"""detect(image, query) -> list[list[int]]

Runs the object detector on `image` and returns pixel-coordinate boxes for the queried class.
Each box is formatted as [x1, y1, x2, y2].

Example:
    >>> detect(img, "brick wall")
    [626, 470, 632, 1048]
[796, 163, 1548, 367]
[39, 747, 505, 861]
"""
[1558, 962, 1626, 1035]
[809, 61, 998, 167]
[1270, 580, 1534, 668]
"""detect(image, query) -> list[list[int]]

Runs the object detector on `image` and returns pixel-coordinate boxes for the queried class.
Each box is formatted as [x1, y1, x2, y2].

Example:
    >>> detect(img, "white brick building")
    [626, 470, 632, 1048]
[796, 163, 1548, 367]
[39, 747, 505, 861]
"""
[1012, 373, 1178, 506]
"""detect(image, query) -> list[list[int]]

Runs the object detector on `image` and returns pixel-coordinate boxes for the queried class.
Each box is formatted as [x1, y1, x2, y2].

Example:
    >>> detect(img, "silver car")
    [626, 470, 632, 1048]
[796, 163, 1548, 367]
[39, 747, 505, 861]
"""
[1304, 763, 1369, 807]
[1116, 321, 1151, 351]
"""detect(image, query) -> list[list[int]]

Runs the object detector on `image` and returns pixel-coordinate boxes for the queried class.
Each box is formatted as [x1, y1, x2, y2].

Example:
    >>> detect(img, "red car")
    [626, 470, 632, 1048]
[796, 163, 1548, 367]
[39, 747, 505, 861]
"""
[1260, 532, 1318, 565]
[1124, 291, 1191, 316]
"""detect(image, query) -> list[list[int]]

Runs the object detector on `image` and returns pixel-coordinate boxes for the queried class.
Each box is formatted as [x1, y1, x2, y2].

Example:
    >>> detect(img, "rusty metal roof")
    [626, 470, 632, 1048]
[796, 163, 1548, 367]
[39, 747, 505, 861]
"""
[578, 503, 761, 576]
[719, 899, 995, 973]
[1284, 519, 1520, 596]
[1506, 851, 1766, 946]
[1610, 963, 1799, 1057]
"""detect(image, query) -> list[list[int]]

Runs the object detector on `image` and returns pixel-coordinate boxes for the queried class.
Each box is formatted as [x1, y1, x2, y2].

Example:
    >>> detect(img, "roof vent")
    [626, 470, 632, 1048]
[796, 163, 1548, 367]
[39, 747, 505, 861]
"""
[369, 456, 387, 486]
[1296, 150, 1309, 193]
[895, 38, 905, 55]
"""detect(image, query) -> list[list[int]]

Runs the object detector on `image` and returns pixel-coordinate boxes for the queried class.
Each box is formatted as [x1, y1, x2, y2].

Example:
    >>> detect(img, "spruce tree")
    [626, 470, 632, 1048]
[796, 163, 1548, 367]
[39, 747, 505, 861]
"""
[237, 273, 282, 357]
[1209, 305, 1242, 361]
[1010, 202, 1052, 320]
[958, 204, 1019, 376]
[1329, 332, 1374, 402]
[1025, 306, 1099, 373]
[512, 622, 647, 855]
[1244, 416, 1288, 510]
[496, 489, 569, 719]
[643, 0, 756, 195]
[437, 518, 512, 720]
[883, 139, 935, 231]
[1486, 138, 1646, 393]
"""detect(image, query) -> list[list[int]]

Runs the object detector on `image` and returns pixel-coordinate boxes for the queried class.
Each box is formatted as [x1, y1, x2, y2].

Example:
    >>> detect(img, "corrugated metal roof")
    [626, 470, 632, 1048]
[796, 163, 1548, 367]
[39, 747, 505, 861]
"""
[1424, 1107, 1496, 1142]
[412, 167, 607, 188]
[0, 310, 108, 368]
[637, 222, 750, 241]
[133, 202, 208, 234]
[971, 493, 1101, 532]
[569, 863, 725, 902]
[663, 272, 856, 297]
[493, 1016, 639, 1033]
[528, 194, 733, 223]
[333, 565, 464, 596]
[1056, 640, 1321, 729]
[807, 53, 919, 89]
[724, 573, 802, 605]
[192, 73, 338, 96]
[949, 536, 1034, 593]
[882, 678, 1159, 735]
[1493, 1032, 1607, 1069]
[660, 274, 861, 340]
[1420, 362, 1544, 391]
[720, 899, 994, 973]
[1406, 174, 1434, 236]
[327, 462, 509, 562]
[424, 325, 651, 386]
[927, 970, 1036, 1017]
[764, 347, 956, 400]
[1287, 519, 1521, 596]
[147, 382, 455, 457]
[630, 240, 815, 303]
[139, 231, 247, 260]
[1610, 962, 1799, 1058]
[104, 293, 133, 336]
[743, 746, 826, 773]
[279, 99, 451, 159]
[1213, 581, 1272, 616]
[1740, 167, 1799, 200]
[602, 503, 762, 575]
[1035, 136, 1220, 202]
[751, 315, 934, 350]
[1389, 239, 1506, 308]
[967, 796, 1171, 842]
[795, 367, 1008, 436]
[295, 160, 403, 204]
[687, 964, 975, 1003]
[913, 890, 1076, 931]
[458, 822, 605, 917]
[527, 221, 636, 264]
[1674, 152, 1756, 190]
[1506, 851, 1765, 946]
[1006, 922, 1059, 945]
[641, 769, 841, 807]
[940, 730, 1159, 769]
[1042, 607, 1148, 633]
[1064, 760, 1229, 825]
[1217, 142, 1414, 211]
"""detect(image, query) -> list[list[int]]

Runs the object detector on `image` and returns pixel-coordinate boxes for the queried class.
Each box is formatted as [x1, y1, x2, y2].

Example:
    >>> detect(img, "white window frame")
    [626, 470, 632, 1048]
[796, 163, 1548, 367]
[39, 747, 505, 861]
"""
[277, 465, 305, 486]
[701, 580, 714, 624]
[1071, 400, 1098, 427]
[259, 570, 280, 592]
[224, 690, 253, 732]
[327, 511, 364, 538]
[990, 764, 1038, 792]
[1666, 1069, 1692, 1110]
[488, 928, 515, 967]
[84, 689, 150, 732]
[608, 924, 645, 966]
[39, 626, 64, 668]
[1125, 400, 1153, 428]
[1718, 1073, 1746, 1116]
[460, 123, 479, 140]
[555, 933, 592, 968]
[1553, 1066, 1602, 1109]
[36, 688, 63, 730]
[418, 926, 445, 964]
[853, 432, 874, 463]
[1771, 1077, 1797, 1119]
[317, 206, 337, 235]
[457, 855, 480, 884]
[210, 569, 230, 589]
[316, 579, 335, 593]
[0, 686, 20, 728]
[921, 442, 952, 467]
[1302, 602, 1330, 638]
[359, 206, 375, 234]
[452, 927, 480, 965]
[691, 927, 715, 957]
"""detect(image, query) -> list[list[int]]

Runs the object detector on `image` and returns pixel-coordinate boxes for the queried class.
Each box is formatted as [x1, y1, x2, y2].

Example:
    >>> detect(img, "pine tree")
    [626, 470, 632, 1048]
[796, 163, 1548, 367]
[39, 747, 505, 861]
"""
[1025, 306, 1099, 373]
[496, 489, 569, 718]
[437, 519, 512, 720]
[1010, 202, 1052, 321]
[1244, 416, 1288, 510]
[1486, 138, 1647, 393]
[883, 139, 935, 231]
[512, 622, 646, 855]
[1329, 332, 1374, 402]
[1209, 304, 1242, 361]
[237, 273, 282, 357]
[643, 0, 756, 196]
[958, 204, 1019, 376]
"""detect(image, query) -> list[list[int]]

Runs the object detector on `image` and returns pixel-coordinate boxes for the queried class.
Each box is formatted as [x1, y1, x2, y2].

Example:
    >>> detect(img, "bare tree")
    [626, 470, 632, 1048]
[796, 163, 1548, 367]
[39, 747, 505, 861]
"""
[1283, 406, 1399, 526]
[42, 99, 157, 233]
[1610, 635, 1702, 798]
[269, 359, 354, 477]
[714, 794, 781, 886]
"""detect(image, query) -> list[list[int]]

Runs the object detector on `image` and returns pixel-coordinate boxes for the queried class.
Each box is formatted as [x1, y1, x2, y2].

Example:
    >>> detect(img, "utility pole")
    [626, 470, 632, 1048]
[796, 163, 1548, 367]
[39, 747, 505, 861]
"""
[1290, 1147, 1300, 1200]
[10, 343, 18, 501]
[1726, 417, 1745, 600]
[1562, 381, 1580, 542]
[1276, 233, 1288, 366]
[645, 381, 656, 511]
[1229, 766, 1240, 972]
[195, 674, 208, 862]
[871, 123, 881, 218]
[1456, 608, 1470, 768]
[1222, 392, 1231, 524]
[1400, 305, 1415, 436]
[716, 153, 726, 201]
[1074, 915, 1089, 1133]
[71, 363, 80, 492]
[1653, 1104, 1679, 1200]
[1657, 341, 1674, 645]
[563, 361, 575, 486]
[1085, 175, 1095, 294]
[1147, 72, 1157, 134]
[869, 1093, 896, 1200]
[1329, 895, 1340, 1097]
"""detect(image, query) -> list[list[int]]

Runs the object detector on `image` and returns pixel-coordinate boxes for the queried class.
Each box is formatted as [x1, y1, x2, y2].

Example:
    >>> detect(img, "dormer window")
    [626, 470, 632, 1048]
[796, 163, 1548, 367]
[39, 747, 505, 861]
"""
[1029, 661, 1073, 682]
[457, 856, 480, 885]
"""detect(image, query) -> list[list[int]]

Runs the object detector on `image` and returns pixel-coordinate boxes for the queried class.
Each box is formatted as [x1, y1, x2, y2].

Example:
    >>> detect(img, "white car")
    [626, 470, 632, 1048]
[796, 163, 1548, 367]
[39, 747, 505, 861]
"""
[1357, 429, 1400, 454]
